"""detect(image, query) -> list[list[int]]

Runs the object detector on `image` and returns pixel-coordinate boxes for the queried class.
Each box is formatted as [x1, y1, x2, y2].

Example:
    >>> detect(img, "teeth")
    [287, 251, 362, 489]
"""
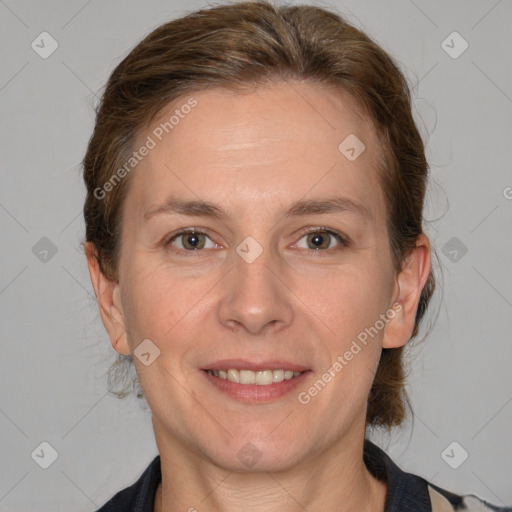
[227, 369, 239, 383]
[273, 369, 284, 382]
[207, 369, 304, 385]
[255, 370, 273, 385]
[240, 369, 256, 384]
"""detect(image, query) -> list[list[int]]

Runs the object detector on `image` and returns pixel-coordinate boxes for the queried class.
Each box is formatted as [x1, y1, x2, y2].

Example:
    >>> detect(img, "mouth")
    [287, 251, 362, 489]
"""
[205, 368, 304, 385]
[200, 361, 312, 403]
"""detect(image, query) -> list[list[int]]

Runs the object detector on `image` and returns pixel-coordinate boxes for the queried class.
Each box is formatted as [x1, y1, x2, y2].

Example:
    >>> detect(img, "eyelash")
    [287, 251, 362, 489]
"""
[164, 227, 350, 257]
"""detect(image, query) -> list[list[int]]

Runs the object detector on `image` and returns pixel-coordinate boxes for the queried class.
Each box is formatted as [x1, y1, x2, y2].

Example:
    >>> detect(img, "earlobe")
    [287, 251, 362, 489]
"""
[85, 242, 131, 356]
[382, 234, 431, 349]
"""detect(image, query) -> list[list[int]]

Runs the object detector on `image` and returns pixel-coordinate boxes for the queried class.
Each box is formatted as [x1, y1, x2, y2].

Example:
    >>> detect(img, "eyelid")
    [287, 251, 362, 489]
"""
[164, 227, 221, 250]
[292, 226, 350, 251]
[164, 226, 350, 255]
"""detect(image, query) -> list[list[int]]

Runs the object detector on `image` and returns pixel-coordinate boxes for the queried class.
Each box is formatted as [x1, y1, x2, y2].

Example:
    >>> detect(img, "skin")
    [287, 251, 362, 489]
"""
[86, 79, 431, 512]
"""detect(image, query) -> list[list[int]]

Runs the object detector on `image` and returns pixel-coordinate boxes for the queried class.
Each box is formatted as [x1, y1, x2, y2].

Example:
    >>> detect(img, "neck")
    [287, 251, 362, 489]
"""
[152, 422, 387, 512]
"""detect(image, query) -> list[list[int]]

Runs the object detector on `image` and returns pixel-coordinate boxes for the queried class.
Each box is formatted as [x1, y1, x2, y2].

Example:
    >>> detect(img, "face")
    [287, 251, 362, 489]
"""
[89, 79, 429, 472]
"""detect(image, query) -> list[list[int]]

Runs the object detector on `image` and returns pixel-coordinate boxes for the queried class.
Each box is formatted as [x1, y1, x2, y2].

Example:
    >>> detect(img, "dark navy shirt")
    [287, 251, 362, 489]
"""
[96, 439, 511, 511]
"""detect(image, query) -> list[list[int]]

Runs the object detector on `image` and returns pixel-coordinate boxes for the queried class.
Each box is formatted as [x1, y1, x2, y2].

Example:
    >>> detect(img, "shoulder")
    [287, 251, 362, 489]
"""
[95, 455, 161, 512]
[363, 439, 511, 512]
[427, 482, 512, 512]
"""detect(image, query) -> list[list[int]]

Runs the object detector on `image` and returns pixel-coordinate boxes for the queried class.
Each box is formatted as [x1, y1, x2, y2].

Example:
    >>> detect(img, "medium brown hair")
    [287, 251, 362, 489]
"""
[82, 0, 438, 432]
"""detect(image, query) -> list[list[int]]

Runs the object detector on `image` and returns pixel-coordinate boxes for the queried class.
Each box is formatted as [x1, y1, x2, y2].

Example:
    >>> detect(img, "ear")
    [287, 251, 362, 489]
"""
[382, 234, 431, 349]
[85, 242, 131, 356]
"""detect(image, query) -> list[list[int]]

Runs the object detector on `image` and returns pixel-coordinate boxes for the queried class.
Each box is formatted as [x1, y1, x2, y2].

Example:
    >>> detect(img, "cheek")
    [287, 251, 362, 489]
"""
[120, 262, 213, 349]
[305, 266, 388, 331]
[120, 265, 177, 344]
[304, 268, 390, 383]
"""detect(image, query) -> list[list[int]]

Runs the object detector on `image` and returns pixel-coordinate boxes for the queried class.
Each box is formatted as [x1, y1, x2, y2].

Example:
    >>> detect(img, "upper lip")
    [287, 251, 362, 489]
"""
[202, 359, 310, 372]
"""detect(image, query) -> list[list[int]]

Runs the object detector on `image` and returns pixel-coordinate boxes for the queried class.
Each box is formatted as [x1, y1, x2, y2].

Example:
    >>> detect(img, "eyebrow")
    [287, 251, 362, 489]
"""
[143, 195, 372, 223]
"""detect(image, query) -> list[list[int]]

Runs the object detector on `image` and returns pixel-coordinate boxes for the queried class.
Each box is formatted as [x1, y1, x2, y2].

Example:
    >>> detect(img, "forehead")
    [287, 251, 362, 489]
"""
[127, 79, 385, 223]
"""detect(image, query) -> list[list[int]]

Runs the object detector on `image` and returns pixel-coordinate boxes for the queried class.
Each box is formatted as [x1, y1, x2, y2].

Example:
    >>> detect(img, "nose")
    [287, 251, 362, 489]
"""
[217, 243, 294, 336]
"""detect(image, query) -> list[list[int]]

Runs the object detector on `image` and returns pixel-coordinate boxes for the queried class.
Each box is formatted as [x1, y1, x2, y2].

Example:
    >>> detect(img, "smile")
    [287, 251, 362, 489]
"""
[202, 368, 311, 403]
[205, 369, 304, 385]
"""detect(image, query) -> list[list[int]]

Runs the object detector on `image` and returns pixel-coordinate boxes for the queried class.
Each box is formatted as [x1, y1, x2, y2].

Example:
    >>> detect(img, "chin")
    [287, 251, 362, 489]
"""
[201, 435, 307, 473]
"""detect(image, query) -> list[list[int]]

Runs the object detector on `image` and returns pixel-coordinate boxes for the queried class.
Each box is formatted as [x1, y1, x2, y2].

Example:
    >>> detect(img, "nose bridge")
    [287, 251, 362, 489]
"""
[218, 237, 293, 334]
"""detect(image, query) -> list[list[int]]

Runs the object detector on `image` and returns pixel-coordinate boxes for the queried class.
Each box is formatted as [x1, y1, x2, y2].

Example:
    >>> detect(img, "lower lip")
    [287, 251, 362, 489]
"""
[201, 370, 312, 403]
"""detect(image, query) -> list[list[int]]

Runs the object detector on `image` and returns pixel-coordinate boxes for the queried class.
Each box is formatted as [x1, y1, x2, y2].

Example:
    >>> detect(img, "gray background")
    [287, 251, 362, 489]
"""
[1, 0, 511, 510]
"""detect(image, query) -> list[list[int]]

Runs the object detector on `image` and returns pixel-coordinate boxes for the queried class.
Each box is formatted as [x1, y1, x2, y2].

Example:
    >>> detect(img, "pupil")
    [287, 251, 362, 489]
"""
[187, 234, 200, 248]
[311, 234, 324, 248]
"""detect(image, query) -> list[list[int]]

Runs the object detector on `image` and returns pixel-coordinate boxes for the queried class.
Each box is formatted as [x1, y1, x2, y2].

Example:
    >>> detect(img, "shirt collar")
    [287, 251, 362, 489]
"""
[363, 438, 432, 511]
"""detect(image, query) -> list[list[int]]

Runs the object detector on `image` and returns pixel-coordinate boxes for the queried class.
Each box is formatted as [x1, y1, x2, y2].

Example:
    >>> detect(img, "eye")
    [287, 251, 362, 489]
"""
[164, 227, 349, 257]
[165, 229, 220, 255]
[295, 228, 348, 254]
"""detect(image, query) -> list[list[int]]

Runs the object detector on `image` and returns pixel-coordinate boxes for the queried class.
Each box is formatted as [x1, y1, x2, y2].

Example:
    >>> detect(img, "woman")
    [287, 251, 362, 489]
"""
[82, 1, 511, 511]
